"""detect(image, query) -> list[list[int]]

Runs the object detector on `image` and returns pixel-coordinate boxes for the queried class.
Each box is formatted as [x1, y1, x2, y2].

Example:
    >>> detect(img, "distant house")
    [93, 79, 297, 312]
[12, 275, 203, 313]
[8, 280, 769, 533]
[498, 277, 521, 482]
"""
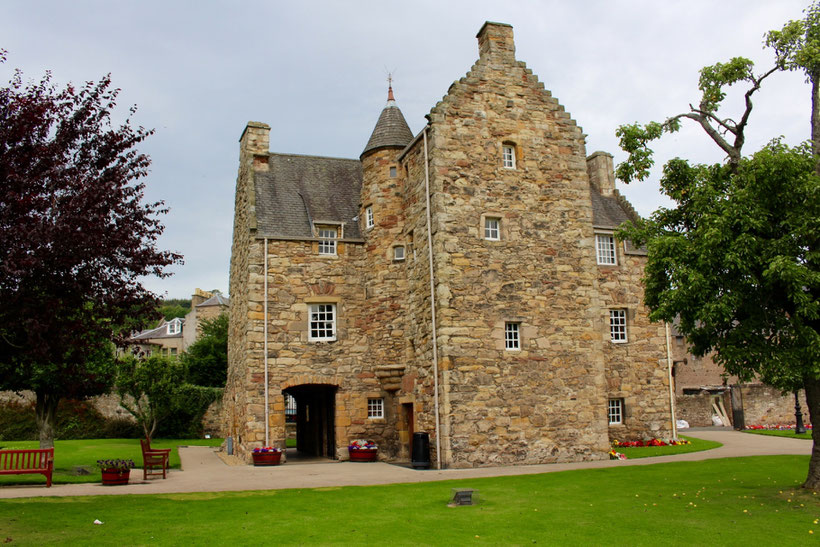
[129, 288, 230, 357]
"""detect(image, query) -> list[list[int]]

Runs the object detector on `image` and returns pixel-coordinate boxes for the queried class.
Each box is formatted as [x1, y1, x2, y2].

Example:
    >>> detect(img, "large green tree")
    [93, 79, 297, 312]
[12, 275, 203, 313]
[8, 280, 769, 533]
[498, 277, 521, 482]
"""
[0, 52, 181, 447]
[184, 313, 228, 387]
[615, 5, 820, 489]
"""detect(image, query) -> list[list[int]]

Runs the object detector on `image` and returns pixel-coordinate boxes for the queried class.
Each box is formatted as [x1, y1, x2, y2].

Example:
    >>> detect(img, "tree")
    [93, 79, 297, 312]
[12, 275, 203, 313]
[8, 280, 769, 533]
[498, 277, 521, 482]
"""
[0, 52, 181, 447]
[116, 354, 221, 440]
[183, 313, 228, 387]
[615, 8, 820, 488]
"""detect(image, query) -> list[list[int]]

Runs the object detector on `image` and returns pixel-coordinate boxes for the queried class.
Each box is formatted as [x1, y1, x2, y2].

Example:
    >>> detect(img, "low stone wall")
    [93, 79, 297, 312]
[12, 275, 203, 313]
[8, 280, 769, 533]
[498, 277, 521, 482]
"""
[676, 384, 810, 428]
[676, 389, 731, 427]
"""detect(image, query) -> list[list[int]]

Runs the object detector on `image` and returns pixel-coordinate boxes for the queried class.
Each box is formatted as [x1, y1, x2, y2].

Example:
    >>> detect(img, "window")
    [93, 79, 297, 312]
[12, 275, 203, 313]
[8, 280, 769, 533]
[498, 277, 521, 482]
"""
[309, 304, 336, 341]
[393, 245, 405, 261]
[609, 309, 627, 343]
[368, 397, 384, 419]
[505, 322, 520, 350]
[502, 144, 516, 169]
[169, 348, 177, 356]
[596, 233, 617, 265]
[318, 228, 337, 255]
[389, 166, 397, 178]
[166, 319, 181, 335]
[484, 217, 501, 240]
[608, 399, 624, 425]
[365, 207, 374, 229]
[285, 394, 297, 423]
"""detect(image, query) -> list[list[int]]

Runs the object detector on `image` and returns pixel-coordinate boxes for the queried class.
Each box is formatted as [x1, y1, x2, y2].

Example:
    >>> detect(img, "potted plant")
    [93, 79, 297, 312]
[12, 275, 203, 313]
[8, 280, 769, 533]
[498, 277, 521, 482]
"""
[348, 439, 378, 462]
[251, 446, 283, 466]
[97, 459, 135, 485]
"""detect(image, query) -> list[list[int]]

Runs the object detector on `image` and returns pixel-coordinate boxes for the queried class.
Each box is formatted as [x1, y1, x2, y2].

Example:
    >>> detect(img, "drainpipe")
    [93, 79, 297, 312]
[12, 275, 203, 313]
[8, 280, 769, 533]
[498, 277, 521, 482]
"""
[664, 322, 678, 440]
[423, 127, 442, 470]
[264, 238, 270, 447]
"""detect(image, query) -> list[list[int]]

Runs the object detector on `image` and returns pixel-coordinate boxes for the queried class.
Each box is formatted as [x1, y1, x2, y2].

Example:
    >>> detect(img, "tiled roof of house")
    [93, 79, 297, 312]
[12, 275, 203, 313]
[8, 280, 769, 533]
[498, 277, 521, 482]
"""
[254, 153, 363, 240]
[361, 89, 414, 157]
[197, 294, 230, 307]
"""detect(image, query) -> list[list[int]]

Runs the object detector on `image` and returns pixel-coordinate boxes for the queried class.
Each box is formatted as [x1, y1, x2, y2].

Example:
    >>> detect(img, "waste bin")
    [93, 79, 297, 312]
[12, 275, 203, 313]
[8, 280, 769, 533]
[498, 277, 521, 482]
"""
[411, 432, 431, 469]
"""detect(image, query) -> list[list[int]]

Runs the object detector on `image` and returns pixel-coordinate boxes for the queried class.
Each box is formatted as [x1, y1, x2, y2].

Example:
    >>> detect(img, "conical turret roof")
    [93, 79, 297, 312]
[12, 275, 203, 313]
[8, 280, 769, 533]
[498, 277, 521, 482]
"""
[361, 86, 413, 157]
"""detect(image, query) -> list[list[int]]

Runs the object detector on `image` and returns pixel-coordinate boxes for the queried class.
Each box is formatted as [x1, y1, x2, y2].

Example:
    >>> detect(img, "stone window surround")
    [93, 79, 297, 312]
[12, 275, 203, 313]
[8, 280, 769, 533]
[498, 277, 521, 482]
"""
[480, 212, 505, 241]
[608, 398, 625, 425]
[306, 296, 341, 342]
[389, 165, 397, 178]
[367, 397, 385, 419]
[595, 232, 617, 265]
[609, 308, 628, 343]
[392, 245, 406, 261]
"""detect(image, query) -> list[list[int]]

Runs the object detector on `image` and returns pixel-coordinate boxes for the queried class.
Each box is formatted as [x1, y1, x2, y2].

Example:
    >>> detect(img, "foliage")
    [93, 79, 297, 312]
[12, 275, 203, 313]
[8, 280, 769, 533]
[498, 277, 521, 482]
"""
[158, 299, 191, 321]
[183, 313, 228, 387]
[115, 355, 221, 440]
[0, 456, 816, 544]
[0, 51, 181, 448]
[614, 436, 721, 459]
[0, 399, 141, 441]
[0, 438, 222, 485]
[95, 458, 134, 471]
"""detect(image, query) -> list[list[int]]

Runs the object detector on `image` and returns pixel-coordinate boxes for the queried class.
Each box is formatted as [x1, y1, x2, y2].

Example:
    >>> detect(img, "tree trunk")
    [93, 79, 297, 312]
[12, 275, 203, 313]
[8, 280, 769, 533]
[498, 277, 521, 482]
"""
[803, 377, 820, 490]
[35, 391, 60, 449]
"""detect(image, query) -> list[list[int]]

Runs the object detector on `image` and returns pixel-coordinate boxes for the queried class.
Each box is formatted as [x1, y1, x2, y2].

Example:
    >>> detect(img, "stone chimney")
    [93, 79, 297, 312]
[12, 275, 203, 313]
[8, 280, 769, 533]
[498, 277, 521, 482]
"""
[191, 288, 212, 309]
[586, 151, 616, 196]
[239, 121, 270, 171]
[477, 21, 515, 63]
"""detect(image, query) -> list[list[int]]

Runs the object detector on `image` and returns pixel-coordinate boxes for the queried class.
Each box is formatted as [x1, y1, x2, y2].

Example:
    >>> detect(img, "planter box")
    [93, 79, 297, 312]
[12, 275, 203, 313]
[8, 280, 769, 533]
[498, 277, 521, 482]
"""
[252, 451, 282, 466]
[101, 469, 130, 486]
[348, 448, 378, 462]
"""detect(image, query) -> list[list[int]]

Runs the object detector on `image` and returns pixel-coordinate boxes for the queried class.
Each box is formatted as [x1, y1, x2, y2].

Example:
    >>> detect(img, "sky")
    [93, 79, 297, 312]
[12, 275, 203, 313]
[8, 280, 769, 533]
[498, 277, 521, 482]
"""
[1, 0, 812, 299]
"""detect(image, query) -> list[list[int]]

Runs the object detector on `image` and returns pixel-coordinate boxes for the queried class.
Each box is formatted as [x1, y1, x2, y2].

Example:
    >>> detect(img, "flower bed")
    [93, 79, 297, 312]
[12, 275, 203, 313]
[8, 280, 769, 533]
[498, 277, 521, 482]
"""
[744, 424, 813, 431]
[612, 438, 691, 448]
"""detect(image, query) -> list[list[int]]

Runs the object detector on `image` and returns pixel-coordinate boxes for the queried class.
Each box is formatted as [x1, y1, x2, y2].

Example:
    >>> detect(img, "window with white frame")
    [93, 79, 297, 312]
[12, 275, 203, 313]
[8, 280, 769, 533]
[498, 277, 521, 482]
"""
[393, 245, 405, 261]
[505, 322, 520, 350]
[608, 398, 624, 425]
[502, 144, 516, 169]
[365, 206, 374, 229]
[318, 228, 337, 255]
[484, 217, 501, 240]
[368, 397, 384, 419]
[595, 233, 617, 265]
[308, 303, 336, 341]
[609, 309, 627, 343]
[166, 318, 181, 335]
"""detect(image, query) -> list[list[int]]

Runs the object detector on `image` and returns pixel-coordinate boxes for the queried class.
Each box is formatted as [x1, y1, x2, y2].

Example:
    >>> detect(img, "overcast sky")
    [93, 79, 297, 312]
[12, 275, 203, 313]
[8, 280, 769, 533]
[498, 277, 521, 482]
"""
[1, 0, 811, 299]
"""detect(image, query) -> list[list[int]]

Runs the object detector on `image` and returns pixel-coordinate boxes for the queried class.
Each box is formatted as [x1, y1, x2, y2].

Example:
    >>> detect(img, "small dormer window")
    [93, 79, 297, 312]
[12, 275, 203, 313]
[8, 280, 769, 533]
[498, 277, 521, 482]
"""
[318, 227, 337, 255]
[502, 144, 516, 169]
[167, 319, 181, 335]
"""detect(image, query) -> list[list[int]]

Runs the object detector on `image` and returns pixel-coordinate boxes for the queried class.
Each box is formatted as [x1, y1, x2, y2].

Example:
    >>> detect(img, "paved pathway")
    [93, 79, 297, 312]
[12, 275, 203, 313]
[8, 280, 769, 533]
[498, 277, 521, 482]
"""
[0, 428, 811, 499]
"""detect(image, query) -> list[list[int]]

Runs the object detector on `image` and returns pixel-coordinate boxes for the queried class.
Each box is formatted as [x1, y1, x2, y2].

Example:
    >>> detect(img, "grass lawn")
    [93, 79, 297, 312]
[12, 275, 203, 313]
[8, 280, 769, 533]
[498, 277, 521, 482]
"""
[0, 438, 223, 486]
[1, 455, 817, 545]
[616, 435, 722, 459]
[743, 429, 813, 441]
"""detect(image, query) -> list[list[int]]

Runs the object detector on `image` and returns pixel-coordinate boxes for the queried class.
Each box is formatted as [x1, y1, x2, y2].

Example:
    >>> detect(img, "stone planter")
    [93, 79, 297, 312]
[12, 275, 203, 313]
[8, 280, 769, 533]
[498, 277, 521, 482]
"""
[101, 469, 131, 486]
[348, 448, 378, 462]
[252, 451, 282, 466]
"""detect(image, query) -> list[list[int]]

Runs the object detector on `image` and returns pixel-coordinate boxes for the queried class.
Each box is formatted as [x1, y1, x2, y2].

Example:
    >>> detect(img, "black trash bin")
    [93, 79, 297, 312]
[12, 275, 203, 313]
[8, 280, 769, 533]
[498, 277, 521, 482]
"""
[411, 432, 431, 469]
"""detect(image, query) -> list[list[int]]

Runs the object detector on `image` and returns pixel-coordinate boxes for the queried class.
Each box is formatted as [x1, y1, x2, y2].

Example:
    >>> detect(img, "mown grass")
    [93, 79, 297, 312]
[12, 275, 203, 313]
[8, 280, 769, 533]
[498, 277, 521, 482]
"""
[0, 438, 223, 486]
[616, 435, 722, 459]
[743, 429, 813, 441]
[0, 456, 817, 545]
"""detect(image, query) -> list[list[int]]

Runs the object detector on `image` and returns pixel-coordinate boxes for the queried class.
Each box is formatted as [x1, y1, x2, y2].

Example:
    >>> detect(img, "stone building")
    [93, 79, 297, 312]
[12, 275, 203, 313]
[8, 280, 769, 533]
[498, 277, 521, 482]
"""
[225, 22, 674, 467]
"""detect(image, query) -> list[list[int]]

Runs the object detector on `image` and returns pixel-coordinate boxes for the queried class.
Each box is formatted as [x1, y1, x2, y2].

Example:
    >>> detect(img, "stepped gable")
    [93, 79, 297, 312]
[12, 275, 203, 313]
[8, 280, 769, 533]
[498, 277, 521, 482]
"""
[254, 153, 363, 240]
[361, 86, 414, 157]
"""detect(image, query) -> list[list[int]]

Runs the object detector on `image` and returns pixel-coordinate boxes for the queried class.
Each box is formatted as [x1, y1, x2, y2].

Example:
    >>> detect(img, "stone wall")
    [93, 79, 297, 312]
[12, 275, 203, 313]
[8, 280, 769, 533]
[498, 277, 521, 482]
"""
[740, 385, 809, 426]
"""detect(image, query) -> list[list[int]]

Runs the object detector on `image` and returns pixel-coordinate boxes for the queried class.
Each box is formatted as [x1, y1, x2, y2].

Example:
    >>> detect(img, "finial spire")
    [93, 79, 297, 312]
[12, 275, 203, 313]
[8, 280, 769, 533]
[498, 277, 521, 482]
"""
[387, 72, 395, 101]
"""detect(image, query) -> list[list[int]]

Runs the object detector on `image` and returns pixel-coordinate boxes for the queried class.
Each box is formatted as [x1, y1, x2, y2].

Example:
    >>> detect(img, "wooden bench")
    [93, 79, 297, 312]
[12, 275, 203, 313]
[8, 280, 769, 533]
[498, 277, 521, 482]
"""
[0, 448, 54, 487]
[140, 438, 171, 480]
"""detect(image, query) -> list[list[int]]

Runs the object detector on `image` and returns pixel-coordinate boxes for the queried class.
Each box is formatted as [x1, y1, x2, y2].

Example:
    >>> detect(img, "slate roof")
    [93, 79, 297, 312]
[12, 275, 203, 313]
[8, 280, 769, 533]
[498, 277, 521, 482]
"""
[254, 153, 363, 240]
[198, 294, 230, 308]
[361, 98, 414, 157]
[132, 319, 184, 341]
[590, 190, 647, 255]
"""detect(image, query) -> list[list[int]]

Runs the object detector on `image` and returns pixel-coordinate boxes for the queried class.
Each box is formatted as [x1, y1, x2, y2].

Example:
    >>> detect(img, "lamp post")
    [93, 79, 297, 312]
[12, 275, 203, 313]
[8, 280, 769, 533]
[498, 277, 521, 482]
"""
[794, 391, 807, 435]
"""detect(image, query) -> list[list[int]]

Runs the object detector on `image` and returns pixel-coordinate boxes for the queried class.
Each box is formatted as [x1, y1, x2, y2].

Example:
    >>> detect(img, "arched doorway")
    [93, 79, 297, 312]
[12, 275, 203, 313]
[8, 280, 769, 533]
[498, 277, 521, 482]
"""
[283, 384, 337, 459]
